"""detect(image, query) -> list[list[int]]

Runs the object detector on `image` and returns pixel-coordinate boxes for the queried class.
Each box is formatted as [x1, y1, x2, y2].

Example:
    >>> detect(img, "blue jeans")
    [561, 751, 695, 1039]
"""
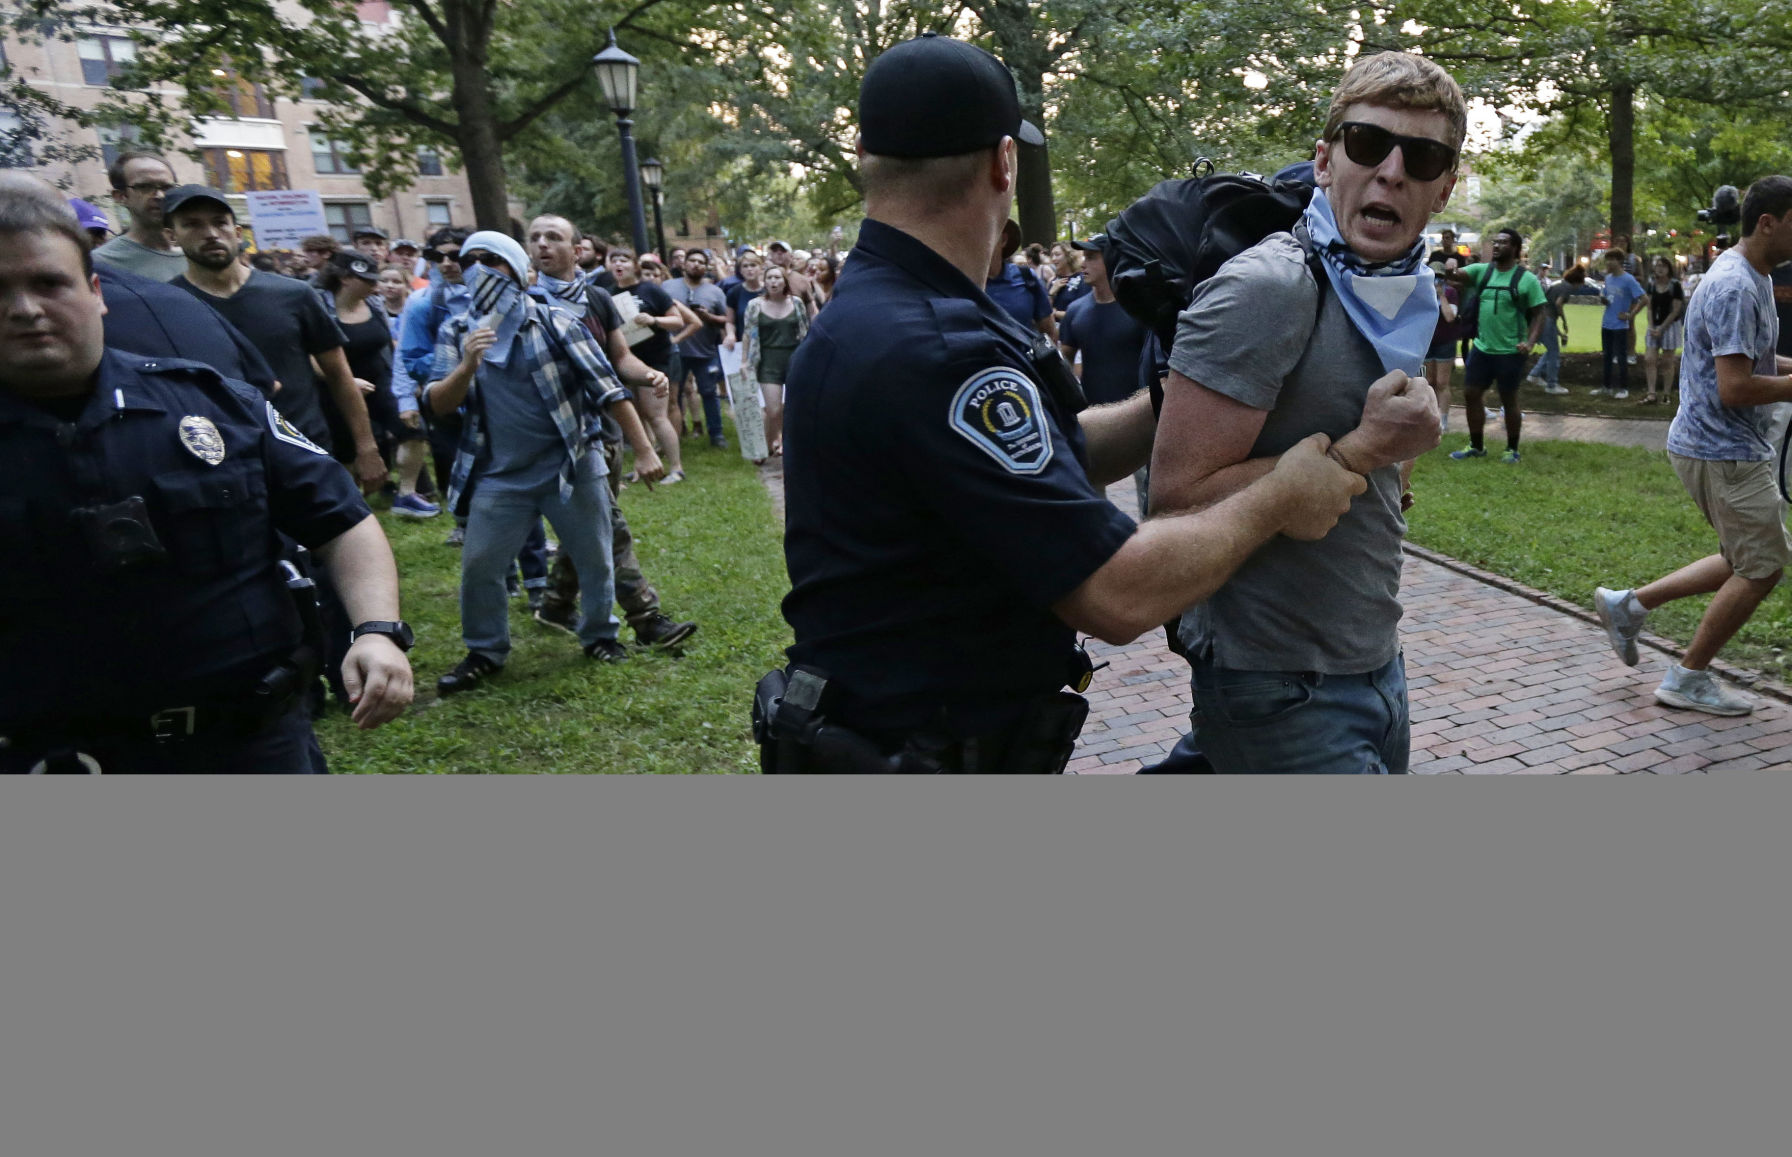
[1188, 653, 1409, 774]
[685, 356, 727, 444]
[1529, 319, 1561, 386]
[1601, 328, 1630, 392]
[460, 451, 618, 662]
[515, 518, 549, 591]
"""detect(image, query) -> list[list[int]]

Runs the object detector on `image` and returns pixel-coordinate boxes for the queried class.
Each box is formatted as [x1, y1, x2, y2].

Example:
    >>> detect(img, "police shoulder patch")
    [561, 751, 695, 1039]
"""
[948, 367, 1054, 475]
[266, 401, 328, 455]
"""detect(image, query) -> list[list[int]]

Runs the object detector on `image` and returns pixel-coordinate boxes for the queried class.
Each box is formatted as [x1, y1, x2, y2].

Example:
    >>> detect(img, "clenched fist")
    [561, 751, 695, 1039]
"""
[1349, 369, 1441, 468]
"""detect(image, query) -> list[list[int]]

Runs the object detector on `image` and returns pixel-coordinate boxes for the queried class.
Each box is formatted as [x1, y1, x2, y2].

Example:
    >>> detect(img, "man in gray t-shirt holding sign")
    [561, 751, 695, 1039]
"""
[1150, 52, 1457, 773]
[665, 249, 732, 449]
[1595, 176, 1792, 717]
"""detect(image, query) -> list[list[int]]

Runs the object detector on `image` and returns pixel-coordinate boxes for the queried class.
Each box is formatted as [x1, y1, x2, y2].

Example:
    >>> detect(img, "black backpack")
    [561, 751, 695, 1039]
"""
[1098, 159, 1318, 351]
[1459, 261, 1528, 342]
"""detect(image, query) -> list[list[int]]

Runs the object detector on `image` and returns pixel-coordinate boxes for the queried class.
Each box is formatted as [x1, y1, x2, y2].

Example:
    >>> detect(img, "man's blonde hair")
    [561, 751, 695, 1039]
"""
[1322, 52, 1468, 154]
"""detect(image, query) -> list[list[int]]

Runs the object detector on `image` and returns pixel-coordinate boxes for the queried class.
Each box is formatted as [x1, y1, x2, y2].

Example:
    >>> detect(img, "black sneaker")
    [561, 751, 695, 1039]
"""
[534, 600, 578, 635]
[436, 652, 500, 696]
[583, 638, 631, 663]
[634, 613, 697, 649]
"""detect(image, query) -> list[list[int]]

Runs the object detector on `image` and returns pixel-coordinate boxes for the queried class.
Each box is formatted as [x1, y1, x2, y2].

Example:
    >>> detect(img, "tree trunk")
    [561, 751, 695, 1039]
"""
[982, 1, 1056, 244]
[1609, 83, 1635, 252]
[448, 45, 511, 232]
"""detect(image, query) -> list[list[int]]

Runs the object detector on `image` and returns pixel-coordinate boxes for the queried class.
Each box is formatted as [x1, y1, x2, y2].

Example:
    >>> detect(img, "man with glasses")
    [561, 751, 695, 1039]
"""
[1150, 51, 1455, 773]
[93, 151, 186, 282]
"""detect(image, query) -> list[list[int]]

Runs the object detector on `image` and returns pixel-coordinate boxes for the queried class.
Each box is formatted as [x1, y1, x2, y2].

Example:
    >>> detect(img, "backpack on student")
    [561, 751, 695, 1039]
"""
[1458, 260, 1528, 343]
[1097, 158, 1318, 351]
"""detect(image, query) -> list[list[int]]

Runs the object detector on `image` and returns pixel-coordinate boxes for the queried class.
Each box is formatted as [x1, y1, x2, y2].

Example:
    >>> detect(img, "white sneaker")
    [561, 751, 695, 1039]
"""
[1486, 406, 1503, 419]
[1594, 587, 1646, 666]
[1654, 664, 1753, 716]
[1588, 387, 1609, 397]
[1612, 389, 1630, 399]
[1543, 384, 1569, 395]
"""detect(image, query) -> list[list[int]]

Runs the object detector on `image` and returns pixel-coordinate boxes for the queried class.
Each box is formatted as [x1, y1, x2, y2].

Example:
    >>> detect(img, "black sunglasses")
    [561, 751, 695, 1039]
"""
[422, 248, 462, 264]
[468, 252, 510, 268]
[1333, 122, 1457, 182]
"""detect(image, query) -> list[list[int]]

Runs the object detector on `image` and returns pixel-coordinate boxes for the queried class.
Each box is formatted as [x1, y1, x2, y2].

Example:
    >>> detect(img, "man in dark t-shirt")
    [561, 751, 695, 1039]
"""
[163, 187, 379, 490]
[1058, 242, 1148, 407]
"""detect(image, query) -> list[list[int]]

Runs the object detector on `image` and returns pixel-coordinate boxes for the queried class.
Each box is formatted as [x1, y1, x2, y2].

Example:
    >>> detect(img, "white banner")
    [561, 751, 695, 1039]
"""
[245, 190, 330, 250]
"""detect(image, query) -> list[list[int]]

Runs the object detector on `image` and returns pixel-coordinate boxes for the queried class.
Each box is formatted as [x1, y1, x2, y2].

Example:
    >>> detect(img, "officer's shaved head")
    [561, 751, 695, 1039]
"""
[0, 174, 107, 398]
[0, 173, 94, 277]
[860, 148, 995, 217]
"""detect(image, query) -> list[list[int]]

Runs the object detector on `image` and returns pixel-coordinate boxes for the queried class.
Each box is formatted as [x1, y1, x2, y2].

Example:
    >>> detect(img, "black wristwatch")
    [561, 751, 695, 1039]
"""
[351, 620, 415, 652]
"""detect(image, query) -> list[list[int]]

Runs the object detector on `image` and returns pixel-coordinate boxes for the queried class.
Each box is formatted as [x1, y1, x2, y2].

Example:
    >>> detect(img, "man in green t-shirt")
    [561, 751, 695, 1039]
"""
[1447, 227, 1548, 463]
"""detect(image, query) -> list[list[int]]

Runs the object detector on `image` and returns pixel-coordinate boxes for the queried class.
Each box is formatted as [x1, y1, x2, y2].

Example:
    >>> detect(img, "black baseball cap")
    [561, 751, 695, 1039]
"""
[352, 225, 389, 240]
[162, 185, 234, 219]
[1070, 236, 1105, 252]
[859, 33, 1045, 158]
[331, 250, 380, 282]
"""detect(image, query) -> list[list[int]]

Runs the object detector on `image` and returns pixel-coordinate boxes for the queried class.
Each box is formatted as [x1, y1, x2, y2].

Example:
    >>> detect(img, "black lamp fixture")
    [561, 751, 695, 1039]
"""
[592, 29, 649, 254]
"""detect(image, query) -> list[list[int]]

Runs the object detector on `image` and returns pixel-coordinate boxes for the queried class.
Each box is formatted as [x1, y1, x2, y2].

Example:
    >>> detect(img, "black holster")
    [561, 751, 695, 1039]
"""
[753, 668, 1089, 775]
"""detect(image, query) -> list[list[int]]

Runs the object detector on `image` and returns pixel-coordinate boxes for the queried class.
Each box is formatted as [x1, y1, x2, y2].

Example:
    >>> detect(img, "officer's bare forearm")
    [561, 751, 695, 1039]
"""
[1079, 392, 1157, 486]
[313, 514, 402, 622]
[1054, 474, 1298, 644]
[319, 348, 378, 451]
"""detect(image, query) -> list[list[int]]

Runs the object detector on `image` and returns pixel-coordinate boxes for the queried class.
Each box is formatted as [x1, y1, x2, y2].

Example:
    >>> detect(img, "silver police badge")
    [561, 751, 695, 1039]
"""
[178, 415, 227, 466]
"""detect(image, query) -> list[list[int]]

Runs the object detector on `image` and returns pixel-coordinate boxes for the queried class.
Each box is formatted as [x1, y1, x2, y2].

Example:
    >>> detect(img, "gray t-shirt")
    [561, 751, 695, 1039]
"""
[1167, 233, 1405, 675]
[1667, 248, 1781, 462]
[92, 235, 187, 282]
[665, 277, 728, 361]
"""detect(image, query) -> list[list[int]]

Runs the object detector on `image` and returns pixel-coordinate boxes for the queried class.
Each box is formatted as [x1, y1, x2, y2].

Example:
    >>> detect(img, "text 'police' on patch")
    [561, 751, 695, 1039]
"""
[948, 368, 1053, 475]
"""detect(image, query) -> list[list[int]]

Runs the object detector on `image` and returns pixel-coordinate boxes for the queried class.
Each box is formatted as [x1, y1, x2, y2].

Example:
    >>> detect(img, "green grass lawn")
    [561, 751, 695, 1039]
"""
[1408, 441, 1792, 683]
[315, 429, 791, 774]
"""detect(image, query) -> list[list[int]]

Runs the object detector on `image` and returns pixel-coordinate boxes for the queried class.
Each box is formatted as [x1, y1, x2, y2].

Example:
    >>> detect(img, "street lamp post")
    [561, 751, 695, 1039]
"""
[640, 156, 667, 260]
[591, 30, 650, 255]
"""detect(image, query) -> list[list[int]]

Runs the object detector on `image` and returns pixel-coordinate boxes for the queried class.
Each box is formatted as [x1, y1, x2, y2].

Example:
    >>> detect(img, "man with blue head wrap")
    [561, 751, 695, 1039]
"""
[423, 229, 666, 694]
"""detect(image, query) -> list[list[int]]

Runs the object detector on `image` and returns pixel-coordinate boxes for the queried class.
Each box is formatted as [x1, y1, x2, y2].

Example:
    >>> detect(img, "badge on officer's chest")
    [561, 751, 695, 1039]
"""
[178, 415, 227, 466]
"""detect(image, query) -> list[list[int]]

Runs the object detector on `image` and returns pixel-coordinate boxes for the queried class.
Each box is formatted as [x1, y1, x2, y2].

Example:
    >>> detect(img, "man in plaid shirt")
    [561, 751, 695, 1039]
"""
[424, 231, 665, 694]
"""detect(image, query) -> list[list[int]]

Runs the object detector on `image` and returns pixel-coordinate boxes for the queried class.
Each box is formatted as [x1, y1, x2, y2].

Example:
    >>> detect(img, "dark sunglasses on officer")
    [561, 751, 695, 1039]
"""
[1331, 121, 1458, 183]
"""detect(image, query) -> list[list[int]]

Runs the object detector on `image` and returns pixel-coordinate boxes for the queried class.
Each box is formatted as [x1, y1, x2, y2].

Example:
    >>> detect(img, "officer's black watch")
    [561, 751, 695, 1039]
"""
[351, 621, 415, 652]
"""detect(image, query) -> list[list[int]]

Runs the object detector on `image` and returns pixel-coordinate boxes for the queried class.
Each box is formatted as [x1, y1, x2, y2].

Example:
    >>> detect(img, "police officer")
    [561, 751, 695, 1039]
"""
[768, 34, 1366, 773]
[0, 174, 414, 773]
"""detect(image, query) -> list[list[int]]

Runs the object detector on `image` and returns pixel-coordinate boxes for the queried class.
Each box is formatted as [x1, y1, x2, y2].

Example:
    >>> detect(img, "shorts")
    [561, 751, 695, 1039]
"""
[1425, 334, 1458, 363]
[1671, 454, 1792, 580]
[1646, 322, 1683, 353]
[1464, 348, 1525, 395]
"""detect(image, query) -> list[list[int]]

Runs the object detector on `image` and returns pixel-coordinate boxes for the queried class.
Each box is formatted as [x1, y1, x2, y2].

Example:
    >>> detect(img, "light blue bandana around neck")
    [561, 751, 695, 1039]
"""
[467, 264, 528, 368]
[1300, 188, 1437, 376]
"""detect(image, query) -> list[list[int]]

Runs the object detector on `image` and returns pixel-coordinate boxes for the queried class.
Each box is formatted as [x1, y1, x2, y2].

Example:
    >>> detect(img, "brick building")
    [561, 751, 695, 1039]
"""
[0, 3, 520, 245]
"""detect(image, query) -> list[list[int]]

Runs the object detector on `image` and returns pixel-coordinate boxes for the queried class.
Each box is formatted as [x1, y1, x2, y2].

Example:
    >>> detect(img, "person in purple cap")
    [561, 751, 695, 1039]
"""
[68, 198, 113, 247]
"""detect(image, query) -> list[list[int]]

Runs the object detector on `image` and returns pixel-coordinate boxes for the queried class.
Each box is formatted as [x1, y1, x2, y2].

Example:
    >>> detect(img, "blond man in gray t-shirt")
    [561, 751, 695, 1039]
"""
[1150, 52, 1461, 773]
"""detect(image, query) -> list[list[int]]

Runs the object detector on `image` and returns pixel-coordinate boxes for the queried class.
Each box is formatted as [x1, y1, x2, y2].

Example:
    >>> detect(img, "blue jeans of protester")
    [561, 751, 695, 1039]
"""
[514, 518, 549, 591]
[1601, 327, 1630, 393]
[1188, 652, 1409, 774]
[1529, 318, 1561, 387]
[460, 451, 618, 662]
[686, 355, 727, 444]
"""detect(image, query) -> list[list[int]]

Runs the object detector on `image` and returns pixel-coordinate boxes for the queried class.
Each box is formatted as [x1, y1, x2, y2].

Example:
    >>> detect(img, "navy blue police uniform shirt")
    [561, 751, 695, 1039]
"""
[0, 350, 369, 728]
[781, 219, 1136, 737]
[96, 264, 278, 396]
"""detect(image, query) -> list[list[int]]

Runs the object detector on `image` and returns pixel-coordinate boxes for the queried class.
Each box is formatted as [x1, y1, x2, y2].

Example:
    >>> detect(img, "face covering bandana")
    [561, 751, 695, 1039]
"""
[1300, 188, 1437, 376]
[467, 264, 527, 369]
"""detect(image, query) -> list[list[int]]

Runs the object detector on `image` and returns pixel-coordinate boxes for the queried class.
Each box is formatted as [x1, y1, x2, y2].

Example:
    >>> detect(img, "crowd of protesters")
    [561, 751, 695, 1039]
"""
[13, 56, 1792, 777]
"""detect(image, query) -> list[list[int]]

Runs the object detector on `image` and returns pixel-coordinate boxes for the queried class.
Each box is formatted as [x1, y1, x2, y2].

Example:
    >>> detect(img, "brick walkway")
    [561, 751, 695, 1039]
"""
[1446, 405, 1668, 450]
[759, 413, 1792, 774]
